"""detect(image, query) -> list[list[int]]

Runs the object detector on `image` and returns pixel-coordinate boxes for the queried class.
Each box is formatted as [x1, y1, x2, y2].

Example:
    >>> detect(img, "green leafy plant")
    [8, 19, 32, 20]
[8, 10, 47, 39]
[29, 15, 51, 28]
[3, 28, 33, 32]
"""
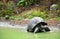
[17, 0, 40, 7]
[17, 0, 26, 7]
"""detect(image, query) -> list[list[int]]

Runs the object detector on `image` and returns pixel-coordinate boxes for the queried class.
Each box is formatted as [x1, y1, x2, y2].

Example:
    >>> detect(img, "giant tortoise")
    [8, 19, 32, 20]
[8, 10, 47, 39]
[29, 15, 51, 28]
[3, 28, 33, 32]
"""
[27, 17, 50, 33]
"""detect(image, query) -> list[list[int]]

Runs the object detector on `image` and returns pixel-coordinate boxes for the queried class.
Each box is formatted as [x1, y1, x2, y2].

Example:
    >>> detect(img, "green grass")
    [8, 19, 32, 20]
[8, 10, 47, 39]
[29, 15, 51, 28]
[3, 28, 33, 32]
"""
[0, 27, 60, 39]
[56, 17, 60, 21]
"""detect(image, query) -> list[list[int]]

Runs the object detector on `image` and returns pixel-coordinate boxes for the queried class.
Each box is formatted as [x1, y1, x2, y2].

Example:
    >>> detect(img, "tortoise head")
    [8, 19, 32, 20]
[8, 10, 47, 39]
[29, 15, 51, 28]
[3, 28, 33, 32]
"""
[40, 22, 47, 26]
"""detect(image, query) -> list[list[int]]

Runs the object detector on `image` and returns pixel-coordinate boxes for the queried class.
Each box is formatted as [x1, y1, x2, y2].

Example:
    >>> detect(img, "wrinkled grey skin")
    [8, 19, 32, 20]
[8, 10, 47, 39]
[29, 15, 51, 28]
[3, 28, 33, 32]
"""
[27, 17, 50, 33]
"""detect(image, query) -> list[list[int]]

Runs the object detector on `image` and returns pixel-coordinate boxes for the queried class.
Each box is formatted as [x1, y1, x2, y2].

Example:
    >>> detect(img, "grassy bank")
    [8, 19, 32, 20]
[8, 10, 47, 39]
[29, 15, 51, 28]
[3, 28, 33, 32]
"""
[0, 27, 60, 39]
